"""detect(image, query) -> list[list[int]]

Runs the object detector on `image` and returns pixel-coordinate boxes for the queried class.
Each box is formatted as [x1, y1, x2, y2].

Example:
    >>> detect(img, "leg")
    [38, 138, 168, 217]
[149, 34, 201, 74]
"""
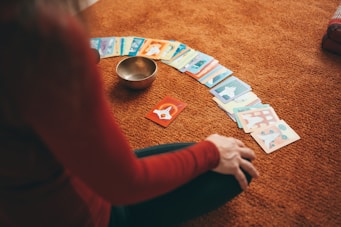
[109, 143, 252, 227]
[127, 171, 251, 227]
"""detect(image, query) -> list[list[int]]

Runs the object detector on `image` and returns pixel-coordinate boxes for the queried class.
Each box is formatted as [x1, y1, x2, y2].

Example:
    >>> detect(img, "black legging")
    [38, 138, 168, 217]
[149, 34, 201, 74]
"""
[109, 143, 252, 227]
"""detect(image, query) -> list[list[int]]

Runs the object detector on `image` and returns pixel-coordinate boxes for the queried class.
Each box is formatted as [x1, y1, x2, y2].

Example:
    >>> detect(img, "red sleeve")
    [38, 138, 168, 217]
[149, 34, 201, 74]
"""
[17, 10, 220, 205]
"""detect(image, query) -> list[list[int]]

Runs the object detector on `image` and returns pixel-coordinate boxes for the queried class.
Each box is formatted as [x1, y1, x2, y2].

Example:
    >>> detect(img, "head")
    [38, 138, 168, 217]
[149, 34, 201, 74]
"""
[0, 0, 87, 125]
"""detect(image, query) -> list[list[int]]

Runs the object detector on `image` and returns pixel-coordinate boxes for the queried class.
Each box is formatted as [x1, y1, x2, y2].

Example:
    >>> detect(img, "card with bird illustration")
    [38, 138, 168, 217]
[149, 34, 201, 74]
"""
[145, 96, 187, 127]
[251, 120, 300, 154]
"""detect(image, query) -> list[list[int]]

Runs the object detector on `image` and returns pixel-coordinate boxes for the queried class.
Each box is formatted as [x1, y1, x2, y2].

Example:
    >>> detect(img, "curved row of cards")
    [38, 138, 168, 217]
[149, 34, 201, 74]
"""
[90, 36, 300, 154]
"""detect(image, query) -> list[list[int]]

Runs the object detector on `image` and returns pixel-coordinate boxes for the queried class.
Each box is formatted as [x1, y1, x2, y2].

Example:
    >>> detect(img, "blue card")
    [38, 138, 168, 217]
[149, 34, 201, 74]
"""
[184, 52, 214, 75]
[210, 76, 251, 104]
[233, 103, 271, 128]
[170, 43, 187, 58]
[199, 64, 225, 83]
[204, 68, 233, 88]
[128, 37, 145, 56]
[90, 37, 115, 58]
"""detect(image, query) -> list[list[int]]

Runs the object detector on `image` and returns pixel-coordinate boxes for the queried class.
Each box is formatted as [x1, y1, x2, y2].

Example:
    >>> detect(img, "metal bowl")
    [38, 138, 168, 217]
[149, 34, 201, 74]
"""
[116, 56, 157, 90]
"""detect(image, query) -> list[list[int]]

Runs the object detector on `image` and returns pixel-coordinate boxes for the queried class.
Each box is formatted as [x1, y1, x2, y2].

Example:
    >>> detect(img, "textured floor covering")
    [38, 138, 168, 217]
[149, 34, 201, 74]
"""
[81, 0, 341, 226]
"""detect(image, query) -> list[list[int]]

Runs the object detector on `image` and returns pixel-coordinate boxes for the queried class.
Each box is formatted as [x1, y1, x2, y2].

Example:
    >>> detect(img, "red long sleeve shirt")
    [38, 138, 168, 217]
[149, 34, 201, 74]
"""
[0, 3, 220, 227]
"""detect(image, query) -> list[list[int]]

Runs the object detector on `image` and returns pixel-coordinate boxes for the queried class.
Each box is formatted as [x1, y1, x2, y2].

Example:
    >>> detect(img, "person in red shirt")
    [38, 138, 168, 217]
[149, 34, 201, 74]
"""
[0, 0, 259, 226]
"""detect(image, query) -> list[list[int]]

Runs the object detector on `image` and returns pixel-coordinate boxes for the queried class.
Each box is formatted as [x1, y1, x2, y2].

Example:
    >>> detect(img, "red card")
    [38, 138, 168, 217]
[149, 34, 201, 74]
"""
[145, 96, 187, 127]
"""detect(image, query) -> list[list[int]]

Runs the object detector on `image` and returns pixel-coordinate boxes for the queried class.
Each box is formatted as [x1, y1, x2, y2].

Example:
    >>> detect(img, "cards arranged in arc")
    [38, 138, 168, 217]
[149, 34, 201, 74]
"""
[90, 36, 300, 153]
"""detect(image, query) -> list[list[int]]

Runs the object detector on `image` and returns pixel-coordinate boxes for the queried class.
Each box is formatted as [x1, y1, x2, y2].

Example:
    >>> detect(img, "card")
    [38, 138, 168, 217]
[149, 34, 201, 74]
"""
[204, 69, 233, 88]
[90, 37, 115, 58]
[162, 43, 187, 64]
[113, 37, 122, 56]
[158, 40, 181, 60]
[251, 120, 300, 154]
[145, 96, 187, 127]
[122, 36, 133, 56]
[200, 65, 233, 88]
[168, 48, 199, 70]
[199, 64, 225, 83]
[178, 52, 202, 73]
[128, 37, 145, 56]
[210, 76, 251, 104]
[119, 37, 125, 55]
[212, 92, 260, 115]
[227, 112, 237, 122]
[236, 107, 280, 133]
[137, 38, 170, 59]
[233, 103, 270, 128]
[174, 49, 199, 70]
[186, 59, 219, 80]
[90, 38, 100, 50]
[183, 52, 214, 75]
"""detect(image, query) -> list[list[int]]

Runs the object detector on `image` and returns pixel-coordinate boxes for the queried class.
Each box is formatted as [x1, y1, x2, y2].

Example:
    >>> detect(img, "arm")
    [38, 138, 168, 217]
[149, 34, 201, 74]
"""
[16, 10, 219, 205]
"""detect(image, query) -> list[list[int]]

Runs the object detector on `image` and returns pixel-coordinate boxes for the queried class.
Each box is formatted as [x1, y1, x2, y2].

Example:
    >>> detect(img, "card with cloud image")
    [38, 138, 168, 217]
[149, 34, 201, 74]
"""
[137, 38, 170, 59]
[236, 106, 280, 133]
[233, 103, 270, 128]
[158, 40, 181, 60]
[251, 120, 300, 154]
[210, 76, 251, 104]
[183, 52, 214, 75]
[128, 37, 145, 56]
[212, 91, 261, 115]
[203, 67, 233, 88]
[90, 37, 115, 58]
[186, 59, 219, 80]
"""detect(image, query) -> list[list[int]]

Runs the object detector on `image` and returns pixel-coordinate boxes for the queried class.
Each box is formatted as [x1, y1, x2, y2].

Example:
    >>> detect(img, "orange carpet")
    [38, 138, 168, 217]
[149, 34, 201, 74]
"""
[81, 0, 341, 226]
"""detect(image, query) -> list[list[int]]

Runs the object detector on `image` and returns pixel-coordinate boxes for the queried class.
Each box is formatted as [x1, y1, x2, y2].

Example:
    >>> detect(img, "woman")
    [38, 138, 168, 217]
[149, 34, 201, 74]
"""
[0, 0, 259, 226]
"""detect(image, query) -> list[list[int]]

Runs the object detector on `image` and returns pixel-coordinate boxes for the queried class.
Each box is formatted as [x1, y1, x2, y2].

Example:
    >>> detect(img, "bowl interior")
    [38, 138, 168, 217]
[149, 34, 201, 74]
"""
[116, 57, 157, 81]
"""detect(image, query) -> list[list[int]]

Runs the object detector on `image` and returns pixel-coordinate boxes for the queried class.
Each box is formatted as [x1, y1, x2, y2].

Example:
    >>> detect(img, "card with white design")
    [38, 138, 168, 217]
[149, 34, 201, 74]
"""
[185, 59, 219, 80]
[233, 103, 270, 128]
[128, 37, 145, 56]
[199, 65, 233, 88]
[90, 37, 116, 58]
[162, 43, 187, 64]
[212, 91, 260, 115]
[169, 49, 199, 70]
[251, 120, 300, 154]
[204, 68, 233, 88]
[158, 40, 181, 61]
[145, 96, 187, 127]
[137, 38, 170, 59]
[199, 64, 225, 83]
[210, 76, 251, 104]
[182, 52, 214, 75]
[236, 107, 280, 133]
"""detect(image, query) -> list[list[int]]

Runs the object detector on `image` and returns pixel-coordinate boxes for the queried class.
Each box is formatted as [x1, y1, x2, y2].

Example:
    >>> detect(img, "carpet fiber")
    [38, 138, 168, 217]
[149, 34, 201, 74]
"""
[81, 0, 341, 226]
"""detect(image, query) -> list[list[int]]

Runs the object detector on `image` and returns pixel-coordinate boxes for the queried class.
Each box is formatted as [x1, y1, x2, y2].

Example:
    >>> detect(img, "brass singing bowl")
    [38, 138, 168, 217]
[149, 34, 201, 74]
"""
[116, 56, 157, 90]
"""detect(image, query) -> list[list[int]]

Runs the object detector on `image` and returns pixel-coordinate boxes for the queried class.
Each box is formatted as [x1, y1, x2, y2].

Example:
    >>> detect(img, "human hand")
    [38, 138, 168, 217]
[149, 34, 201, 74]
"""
[205, 134, 259, 190]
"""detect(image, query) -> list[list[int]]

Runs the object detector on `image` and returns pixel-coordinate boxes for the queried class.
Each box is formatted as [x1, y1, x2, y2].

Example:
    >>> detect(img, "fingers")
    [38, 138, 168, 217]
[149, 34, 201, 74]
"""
[234, 138, 246, 147]
[206, 134, 260, 190]
[234, 159, 259, 191]
[234, 168, 248, 191]
[233, 138, 256, 160]
[239, 147, 256, 160]
[240, 158, 259, 179]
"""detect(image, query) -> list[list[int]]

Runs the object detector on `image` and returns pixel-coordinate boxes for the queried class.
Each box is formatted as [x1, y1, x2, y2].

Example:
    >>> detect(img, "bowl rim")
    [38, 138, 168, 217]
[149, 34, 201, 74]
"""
[116, 56, 158, 82]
